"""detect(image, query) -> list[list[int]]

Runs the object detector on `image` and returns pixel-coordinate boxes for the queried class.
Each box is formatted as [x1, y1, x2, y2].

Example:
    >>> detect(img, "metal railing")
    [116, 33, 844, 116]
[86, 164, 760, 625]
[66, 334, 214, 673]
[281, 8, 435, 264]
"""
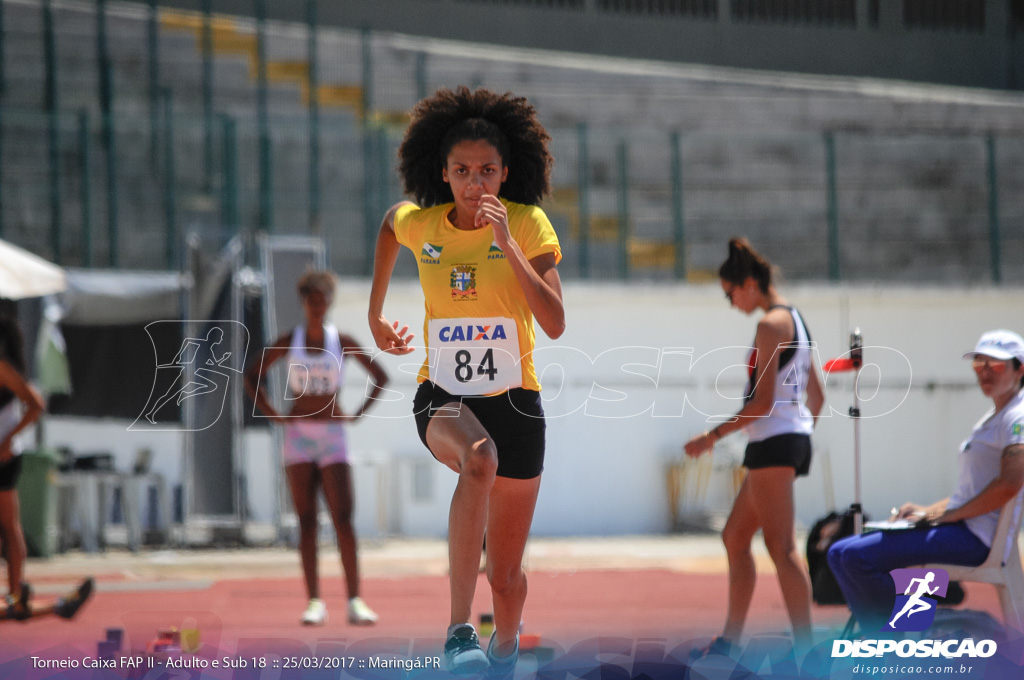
[0, 0, 1021, 285]
[903, 0, 985, 32]
[2, 106, 1021, 284]
[730, 0, 857, 26]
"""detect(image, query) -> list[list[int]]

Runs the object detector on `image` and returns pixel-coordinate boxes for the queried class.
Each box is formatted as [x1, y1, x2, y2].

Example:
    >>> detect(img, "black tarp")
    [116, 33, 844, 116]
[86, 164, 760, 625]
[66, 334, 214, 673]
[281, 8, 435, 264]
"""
[48, 271, 187, 422]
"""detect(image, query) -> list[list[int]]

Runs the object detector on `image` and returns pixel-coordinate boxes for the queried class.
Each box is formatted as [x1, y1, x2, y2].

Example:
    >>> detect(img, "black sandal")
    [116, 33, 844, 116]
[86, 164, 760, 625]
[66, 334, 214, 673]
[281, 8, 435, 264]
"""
[55, 577, 94, 620]
[6, 582, 32, 621]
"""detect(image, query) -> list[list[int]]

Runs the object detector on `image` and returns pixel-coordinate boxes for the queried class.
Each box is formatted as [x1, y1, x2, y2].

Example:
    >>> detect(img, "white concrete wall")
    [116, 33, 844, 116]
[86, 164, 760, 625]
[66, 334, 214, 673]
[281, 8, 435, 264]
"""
[41, 280, 1024, 539]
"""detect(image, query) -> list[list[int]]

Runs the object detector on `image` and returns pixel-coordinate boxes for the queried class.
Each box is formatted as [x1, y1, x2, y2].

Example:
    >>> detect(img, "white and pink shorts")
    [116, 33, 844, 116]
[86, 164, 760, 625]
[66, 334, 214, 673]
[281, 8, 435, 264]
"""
[283, 420, 349, 468]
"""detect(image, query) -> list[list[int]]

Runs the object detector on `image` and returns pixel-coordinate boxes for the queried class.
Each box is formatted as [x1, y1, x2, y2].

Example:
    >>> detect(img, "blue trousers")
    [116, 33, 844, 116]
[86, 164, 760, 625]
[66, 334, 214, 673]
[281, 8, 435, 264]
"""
[827, 522, 989, 632]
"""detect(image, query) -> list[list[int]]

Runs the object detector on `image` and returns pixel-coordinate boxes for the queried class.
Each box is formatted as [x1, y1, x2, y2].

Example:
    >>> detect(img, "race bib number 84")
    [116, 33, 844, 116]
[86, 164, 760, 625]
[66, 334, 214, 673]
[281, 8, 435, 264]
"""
[428, 317, 522, 396]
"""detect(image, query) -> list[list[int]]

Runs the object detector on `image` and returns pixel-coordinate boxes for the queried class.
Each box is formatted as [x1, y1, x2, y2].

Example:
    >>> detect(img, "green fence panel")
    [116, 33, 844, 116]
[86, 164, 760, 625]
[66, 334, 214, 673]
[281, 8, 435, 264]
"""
[986, 134, 1001, 284]
[78, 110, 93, 268]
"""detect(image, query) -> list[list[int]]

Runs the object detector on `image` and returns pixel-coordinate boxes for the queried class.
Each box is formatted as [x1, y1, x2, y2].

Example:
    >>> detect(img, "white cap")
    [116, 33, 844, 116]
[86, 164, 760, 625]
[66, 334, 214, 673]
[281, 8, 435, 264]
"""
[963, 329, 1024, 363]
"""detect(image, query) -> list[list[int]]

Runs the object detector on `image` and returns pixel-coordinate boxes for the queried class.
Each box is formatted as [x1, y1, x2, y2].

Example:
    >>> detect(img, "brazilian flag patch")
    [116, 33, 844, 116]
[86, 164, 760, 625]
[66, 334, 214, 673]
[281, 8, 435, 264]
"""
[1014, 422, 1023, 437]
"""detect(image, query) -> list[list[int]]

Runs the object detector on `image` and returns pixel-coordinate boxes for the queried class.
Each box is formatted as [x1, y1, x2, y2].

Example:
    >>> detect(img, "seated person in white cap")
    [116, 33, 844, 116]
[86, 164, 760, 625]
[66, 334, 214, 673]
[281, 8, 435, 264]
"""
[827, 329, 1024, 632]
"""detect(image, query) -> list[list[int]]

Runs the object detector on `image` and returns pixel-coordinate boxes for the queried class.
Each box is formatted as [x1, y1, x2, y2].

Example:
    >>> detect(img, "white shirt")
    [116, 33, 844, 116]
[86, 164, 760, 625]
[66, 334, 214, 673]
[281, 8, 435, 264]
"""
[745, 307, 815, 443]
[286, 324, 345, 398]
[0, 401, 22, 456]
[948, 389, 1024, 549]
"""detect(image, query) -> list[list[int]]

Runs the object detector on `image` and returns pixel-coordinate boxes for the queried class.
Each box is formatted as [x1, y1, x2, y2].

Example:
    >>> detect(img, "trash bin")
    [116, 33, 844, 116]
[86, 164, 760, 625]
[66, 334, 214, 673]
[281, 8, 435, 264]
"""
[16, 448, 60, 558]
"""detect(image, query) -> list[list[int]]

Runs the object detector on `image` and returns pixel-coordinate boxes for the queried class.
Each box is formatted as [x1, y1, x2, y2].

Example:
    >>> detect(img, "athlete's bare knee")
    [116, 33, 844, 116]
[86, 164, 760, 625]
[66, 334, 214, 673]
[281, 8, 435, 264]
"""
[763, 535, 797, 564]
[296, 510, 319, 534]
[461, 439, 498, 483]
[331, 503, 354, 526]
[722, 526, 753, 556]
[488, 566, 525, 598]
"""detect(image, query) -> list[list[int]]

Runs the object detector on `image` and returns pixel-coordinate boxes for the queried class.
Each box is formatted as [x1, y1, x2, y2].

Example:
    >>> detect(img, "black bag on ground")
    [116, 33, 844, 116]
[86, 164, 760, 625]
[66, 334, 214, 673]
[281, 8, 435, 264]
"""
[806, 510, 861, 605]
[805, 510, 967, 607]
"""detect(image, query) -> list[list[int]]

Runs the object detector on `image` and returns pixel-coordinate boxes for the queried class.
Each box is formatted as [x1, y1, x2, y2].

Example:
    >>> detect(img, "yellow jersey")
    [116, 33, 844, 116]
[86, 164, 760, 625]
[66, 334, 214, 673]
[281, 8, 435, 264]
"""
[394, 199, 561, 394]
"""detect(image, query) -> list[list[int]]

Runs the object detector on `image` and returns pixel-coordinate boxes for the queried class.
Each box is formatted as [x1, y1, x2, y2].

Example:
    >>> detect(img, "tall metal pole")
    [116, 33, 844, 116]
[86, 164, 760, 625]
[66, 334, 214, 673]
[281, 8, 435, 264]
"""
[163, 89, 177, 270]
[202, 0, 214, 193]
[577, 123, 590, 279]
[415, 51, 428, 101]
[221, 114, 239, 236]
[362, 125, 376, 275]
[0, 0, 5, 98]
[616, 140, 630, 280]
[98, 0, 119, 266]
[670, 131, 686, 281]
[147, 0, 160, 163]
[361, 26, 373, 122]
[825, 132, 840, 282]
[307, 0, 321, 234]
[79, 111, 94, 267]
[986, 134, 1002, 284]
[849, 329, 864, 536]
[44, 0, 63, 263]
[256, 0, 272, 232]
[376, 126, 390, 222]
[361, 27, 375, 273]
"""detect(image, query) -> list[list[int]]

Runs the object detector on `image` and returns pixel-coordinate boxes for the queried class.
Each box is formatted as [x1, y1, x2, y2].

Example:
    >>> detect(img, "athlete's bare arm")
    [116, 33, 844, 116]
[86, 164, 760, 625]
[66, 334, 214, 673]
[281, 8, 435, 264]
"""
[368, 202, 417, 355]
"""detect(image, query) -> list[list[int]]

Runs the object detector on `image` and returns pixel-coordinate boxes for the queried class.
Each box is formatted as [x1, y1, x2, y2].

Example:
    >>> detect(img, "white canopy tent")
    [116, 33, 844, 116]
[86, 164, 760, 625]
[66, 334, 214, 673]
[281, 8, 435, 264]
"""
[0, 239, 67, 300]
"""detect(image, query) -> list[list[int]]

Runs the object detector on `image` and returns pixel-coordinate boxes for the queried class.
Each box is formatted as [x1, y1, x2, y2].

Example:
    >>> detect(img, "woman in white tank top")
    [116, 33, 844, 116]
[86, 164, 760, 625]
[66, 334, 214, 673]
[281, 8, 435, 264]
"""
[1, 314, 93, 620]
[684, 238, 825, 655]
[245, 271, 389, 627]
[0, 315, 42, 620]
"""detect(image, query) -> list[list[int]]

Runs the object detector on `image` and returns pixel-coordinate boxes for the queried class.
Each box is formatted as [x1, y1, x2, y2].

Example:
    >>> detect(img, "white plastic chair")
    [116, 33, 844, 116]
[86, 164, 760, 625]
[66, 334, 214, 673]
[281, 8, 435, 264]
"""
[920, 496, 1024, 637]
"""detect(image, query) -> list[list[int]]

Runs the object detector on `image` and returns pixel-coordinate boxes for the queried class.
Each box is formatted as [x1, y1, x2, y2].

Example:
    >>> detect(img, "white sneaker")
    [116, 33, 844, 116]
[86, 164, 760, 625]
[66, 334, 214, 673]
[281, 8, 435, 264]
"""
[347, 596, 379, 625]
[301, 599, 327, 626]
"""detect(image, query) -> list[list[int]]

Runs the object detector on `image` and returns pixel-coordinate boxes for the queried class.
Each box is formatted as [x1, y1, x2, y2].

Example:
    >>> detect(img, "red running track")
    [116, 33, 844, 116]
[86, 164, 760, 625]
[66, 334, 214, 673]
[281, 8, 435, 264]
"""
[0, 567, 1008, 678]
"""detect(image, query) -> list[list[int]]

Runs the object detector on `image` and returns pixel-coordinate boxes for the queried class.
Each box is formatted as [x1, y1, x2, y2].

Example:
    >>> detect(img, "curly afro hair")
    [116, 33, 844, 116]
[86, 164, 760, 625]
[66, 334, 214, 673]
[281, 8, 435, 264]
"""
[398, 86, 553, 207]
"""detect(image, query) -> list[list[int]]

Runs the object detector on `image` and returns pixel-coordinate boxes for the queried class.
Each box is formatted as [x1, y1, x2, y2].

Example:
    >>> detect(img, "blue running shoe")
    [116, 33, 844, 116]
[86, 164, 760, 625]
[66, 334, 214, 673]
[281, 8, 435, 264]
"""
[486, 632, 519, 680]
[444, 624, 489, 675]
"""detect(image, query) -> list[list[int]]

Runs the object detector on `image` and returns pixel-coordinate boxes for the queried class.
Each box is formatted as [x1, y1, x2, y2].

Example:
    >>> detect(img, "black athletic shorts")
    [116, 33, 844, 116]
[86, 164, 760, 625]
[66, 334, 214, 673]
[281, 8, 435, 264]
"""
[743, 432, 812, 477]
[0, 455, 23, 491]
[413, 381, 546, 480]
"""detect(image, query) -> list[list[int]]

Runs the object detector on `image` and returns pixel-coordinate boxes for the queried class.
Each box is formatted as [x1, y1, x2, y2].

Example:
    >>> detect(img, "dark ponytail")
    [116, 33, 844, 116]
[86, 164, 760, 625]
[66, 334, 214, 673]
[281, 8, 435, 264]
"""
[718, 237, 773, 293]
[0, 315, 26, 410]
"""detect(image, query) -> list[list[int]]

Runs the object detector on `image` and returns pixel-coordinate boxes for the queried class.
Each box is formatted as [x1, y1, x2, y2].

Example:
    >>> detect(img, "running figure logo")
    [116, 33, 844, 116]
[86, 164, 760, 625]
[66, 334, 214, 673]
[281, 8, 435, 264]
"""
[132, 321, 249, 431]
[885, 568, 950, 632]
